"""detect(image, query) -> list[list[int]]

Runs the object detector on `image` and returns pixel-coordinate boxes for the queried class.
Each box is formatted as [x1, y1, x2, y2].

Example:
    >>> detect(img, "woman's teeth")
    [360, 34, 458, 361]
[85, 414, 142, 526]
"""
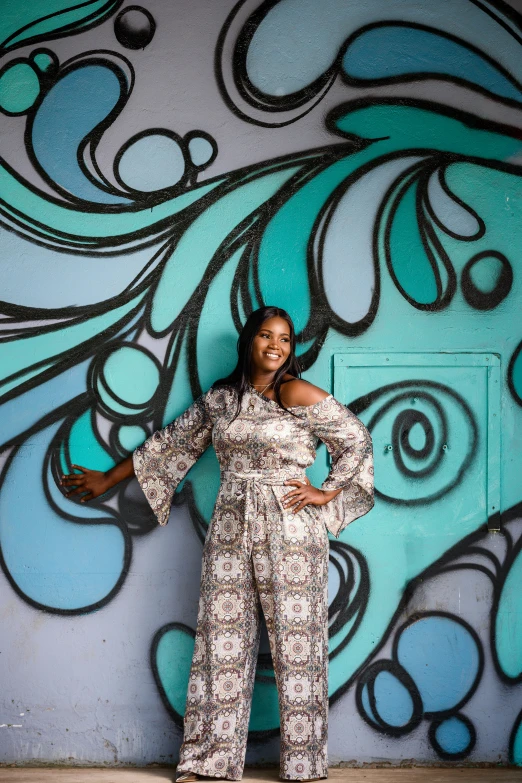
[265, 353, 280, 359]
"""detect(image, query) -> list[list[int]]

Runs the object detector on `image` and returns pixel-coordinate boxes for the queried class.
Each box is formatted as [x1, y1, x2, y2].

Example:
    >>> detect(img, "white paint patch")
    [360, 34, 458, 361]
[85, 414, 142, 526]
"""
[321, 156, 424, 325]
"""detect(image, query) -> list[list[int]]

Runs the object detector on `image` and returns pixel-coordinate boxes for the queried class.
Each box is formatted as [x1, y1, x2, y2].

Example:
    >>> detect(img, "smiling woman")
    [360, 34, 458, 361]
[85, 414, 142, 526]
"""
[61, 304, 374, 782]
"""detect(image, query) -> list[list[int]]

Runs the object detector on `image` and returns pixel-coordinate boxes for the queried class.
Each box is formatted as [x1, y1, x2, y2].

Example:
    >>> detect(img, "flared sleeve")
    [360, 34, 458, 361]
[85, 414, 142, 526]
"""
[132, 391, 213, 527]
[307, 395, 374, 538]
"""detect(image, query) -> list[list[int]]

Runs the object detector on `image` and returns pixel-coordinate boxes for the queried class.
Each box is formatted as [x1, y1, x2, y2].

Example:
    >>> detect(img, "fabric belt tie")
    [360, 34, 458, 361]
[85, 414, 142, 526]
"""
[220, 469, 309, 526]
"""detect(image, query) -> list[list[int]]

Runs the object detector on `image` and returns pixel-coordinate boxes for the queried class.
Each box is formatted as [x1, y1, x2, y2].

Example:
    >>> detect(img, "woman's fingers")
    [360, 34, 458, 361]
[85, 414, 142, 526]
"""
[60, 465, 107, 503]
[284, 492, 306, 508]
[63, 473, 85, 482]
[282, 489, 302, 503]
[61, 465, 88, 482]
[282, 482, 325, 511]
[294, 501, 309, 512]
[282, 479, 311, 500]
[61, 474, 86, 486]
[281, 480, 306, 500]
[62, 479, 85, 490]
[66, 486, 96, 501]
[65, 485, 86, 497]
[283, 479, 304, 488]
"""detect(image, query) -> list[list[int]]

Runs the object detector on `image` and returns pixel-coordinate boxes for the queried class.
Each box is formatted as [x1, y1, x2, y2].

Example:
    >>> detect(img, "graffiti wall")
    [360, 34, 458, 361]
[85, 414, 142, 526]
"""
[2, 0, 522, 767]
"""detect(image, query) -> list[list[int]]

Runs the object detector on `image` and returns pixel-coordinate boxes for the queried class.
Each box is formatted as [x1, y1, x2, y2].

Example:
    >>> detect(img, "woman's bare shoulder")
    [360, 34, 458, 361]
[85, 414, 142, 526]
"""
[281, 377, 330, 407]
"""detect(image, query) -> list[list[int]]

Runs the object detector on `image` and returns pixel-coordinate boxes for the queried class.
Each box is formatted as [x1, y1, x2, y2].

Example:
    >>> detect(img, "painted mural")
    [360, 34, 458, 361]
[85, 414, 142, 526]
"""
[2, 0, 522, 767]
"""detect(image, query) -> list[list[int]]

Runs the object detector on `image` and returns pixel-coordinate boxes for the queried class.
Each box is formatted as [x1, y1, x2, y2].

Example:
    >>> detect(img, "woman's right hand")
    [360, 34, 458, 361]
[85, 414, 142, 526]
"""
[60, 464, 111, 503]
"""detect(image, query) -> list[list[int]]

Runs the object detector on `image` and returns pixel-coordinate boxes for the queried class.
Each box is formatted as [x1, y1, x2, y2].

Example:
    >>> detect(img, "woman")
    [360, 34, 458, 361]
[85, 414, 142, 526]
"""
[61, 306, 374, 782]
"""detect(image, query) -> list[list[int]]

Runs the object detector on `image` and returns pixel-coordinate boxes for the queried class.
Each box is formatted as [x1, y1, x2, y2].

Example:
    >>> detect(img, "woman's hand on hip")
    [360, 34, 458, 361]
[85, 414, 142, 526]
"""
[281, 478, 341, 513]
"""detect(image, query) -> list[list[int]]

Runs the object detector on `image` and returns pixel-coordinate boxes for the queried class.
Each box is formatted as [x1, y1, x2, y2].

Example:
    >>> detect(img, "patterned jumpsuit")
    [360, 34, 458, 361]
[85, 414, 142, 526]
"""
[133, 383, 374, 781]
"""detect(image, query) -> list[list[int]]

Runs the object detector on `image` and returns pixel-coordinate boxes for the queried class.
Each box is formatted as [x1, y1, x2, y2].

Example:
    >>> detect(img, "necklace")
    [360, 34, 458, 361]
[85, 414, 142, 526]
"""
[251, 380, 274, 396]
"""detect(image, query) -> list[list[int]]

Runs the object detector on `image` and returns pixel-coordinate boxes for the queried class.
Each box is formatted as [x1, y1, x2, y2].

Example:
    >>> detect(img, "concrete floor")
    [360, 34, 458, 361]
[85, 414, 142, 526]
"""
[0, 769, 520, 783]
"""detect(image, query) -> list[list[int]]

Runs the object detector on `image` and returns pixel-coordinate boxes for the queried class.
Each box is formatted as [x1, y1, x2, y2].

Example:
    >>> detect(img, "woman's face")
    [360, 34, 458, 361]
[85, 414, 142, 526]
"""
[251, 316, 292, 375]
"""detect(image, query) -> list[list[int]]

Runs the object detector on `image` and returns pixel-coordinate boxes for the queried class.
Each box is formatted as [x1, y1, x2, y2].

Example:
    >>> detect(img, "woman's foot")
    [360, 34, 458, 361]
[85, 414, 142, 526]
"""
[176, 773, 200, 782]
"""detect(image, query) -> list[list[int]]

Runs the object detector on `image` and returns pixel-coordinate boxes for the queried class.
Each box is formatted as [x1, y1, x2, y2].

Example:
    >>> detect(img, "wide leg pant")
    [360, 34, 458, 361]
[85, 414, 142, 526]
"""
[176, 473, 330, 781]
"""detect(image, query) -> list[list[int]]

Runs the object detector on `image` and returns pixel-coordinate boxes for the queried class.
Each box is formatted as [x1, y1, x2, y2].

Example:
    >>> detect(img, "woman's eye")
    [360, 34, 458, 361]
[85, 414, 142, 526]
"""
[258, 333, 288, 341]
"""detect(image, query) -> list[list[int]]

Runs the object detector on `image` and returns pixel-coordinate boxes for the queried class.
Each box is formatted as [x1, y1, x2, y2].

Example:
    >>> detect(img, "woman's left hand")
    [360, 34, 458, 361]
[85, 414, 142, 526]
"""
[281, 478, 340, 513]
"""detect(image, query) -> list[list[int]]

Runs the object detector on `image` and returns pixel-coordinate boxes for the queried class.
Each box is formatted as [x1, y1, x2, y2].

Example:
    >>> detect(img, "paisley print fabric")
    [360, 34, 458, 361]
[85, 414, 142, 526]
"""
[177, 478, 330, 780]
[132, 383, 374, 781]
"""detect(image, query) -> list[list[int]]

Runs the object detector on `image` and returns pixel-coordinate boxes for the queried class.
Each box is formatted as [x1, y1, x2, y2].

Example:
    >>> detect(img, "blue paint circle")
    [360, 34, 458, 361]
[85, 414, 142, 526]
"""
[32, 51, 58, 75]
[118, 133, 186, 192]
[94, 345, 160, 417]
[372, 669, 414, 728]
[104, 346, 159, 406]
[396, 615, 480, 713]
[153, 625, 195, 718]
[434, 716, 471, 754]
[357, 660, 422, 735]
[188, 135, 216, 168]
[118, 424, 148, 452]
[0, 61, 40, 115]
[431, 715, 475, 758]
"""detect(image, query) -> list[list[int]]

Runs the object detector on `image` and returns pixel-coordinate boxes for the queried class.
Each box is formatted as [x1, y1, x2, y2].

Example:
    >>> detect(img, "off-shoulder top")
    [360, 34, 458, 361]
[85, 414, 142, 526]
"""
[132, 384, 374, 537]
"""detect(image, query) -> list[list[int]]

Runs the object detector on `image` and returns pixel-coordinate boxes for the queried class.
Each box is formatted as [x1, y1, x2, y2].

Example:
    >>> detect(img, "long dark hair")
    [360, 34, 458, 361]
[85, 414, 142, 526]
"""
[212, 306, 302, 421]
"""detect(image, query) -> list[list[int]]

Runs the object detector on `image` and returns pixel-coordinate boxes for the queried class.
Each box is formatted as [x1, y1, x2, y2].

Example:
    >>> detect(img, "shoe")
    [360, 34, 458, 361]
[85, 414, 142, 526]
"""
[289, 778, 327, 782]
[281, 778, 326, 782]
[176, 773, 200, 782]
